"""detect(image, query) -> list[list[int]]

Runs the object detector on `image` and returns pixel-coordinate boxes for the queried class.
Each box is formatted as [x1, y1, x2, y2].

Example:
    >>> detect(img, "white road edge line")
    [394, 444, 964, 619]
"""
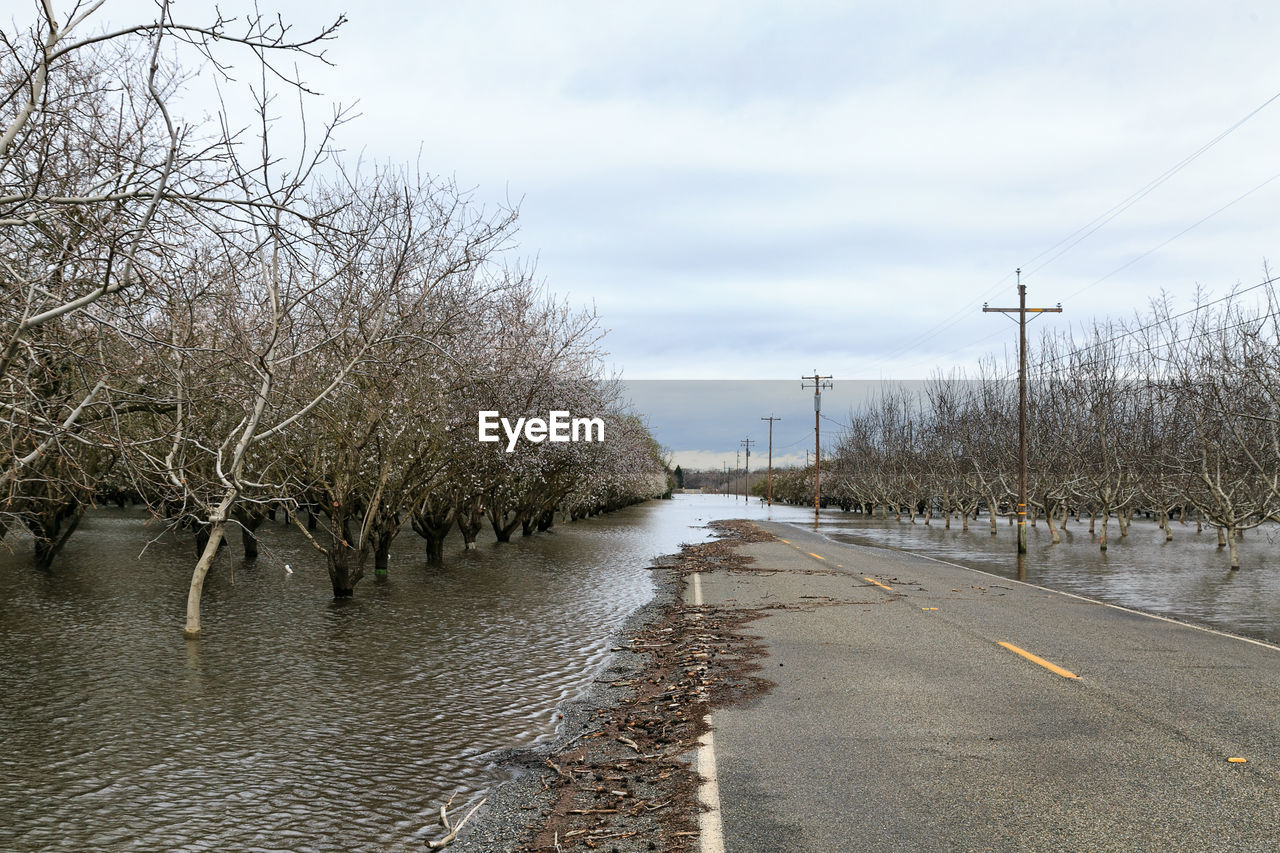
[691, 572, 727, 853]
[776, 523, 1280, 652]
[697, 721, 726, 853]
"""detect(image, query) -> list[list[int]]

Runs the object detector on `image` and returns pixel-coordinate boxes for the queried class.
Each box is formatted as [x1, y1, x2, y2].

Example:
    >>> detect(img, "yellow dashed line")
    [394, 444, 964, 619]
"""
[808, 552, 825, 560]
[997, 641, 1079, 679]
[864, 577, 893, 591]
[778, 538, 791, 545]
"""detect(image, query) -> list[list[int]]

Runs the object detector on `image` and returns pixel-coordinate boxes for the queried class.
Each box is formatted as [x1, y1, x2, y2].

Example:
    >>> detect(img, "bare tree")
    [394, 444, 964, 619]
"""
[1, 0, 344, 562]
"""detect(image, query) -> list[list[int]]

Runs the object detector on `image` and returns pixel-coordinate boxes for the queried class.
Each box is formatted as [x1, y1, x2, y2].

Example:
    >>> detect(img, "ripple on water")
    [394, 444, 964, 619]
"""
[2, 496, 810, 851]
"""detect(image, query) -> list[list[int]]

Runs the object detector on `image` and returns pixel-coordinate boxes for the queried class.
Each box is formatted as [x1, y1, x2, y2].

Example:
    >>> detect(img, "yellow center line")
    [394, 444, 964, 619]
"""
[864, 577, 892, 591]
[808, 552, 825, 560]
[998, 641, 1079, 679]
[778, 538, 791, 544]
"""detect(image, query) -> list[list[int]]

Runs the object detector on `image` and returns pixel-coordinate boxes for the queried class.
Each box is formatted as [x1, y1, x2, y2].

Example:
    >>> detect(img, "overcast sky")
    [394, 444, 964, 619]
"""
[92, 0, 1280, 379]
[84, 1, 1280, 460]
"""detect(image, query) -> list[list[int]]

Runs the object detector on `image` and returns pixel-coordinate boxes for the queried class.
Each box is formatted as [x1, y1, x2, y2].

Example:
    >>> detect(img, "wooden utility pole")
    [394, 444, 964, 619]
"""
[735, 449, 741, 501]
[983, 272, 1061, 555]
[801, 372, 833, 528]
[740, 437, 754, 503]
[760, 415, 781, 506]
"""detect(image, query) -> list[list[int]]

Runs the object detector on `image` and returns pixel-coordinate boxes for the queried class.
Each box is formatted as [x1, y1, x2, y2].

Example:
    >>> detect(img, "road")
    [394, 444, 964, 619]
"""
[689, 521, 1280, 852]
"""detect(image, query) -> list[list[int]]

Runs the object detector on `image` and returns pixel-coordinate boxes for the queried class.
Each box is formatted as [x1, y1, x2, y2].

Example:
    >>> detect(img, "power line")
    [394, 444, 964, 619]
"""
[1036, 307, 1280, 379]
[890, 185, 1280, 380]
[1059, 171, 1280, 304]
[869, 271, 1016, 371]
[1030, 274, 1279, 376]
[1022, 89, 1280, 280]
[866, 88, 1280, 377]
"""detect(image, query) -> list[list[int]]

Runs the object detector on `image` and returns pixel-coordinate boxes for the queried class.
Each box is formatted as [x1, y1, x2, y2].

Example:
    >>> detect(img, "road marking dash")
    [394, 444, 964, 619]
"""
[922, 607, 939, 611]
[808, 552, 825, 560]
[778, 538, 791, 545]
[697, 717, 725, 853]
[998, 641, 1079, 679]
[864, 577, 893, 591]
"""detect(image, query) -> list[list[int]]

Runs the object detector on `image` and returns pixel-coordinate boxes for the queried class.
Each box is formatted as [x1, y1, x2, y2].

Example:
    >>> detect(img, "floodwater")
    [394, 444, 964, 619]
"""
[0, 495, 813, 851]
[2, 494, 1277, 850]
[810, 507, 1280, 645]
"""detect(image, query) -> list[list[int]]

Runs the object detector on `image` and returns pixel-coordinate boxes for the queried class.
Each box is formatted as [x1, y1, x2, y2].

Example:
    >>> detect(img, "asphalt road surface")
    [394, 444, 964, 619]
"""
[690, 521, 1280, 852]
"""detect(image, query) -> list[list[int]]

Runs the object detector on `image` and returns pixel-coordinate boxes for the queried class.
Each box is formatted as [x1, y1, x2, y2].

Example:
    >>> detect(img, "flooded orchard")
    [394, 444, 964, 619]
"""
[0, 496, 813, 851]
[814, 509, 1280, 645]
[2, 495, 1277, 851]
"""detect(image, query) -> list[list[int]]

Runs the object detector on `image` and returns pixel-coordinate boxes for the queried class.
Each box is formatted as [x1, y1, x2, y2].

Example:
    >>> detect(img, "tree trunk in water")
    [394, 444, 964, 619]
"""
[242, 526, 259, 561]
[412, 502, 455, 564]
[184, 520, 228, 638]
[495, 517, 520, 542]
[328, 545, 364, 596]
[1099, 513, 1109, 552]
[423, 532, 445, 563]
[1046, 499, 1060, 545]
[1228, 529, 1240, 570]
[372, 524, 397, 578]
[457, 508, 483, 549]
[238, 511, 265, 561]
[1217, 526, 1226, 548]
[29, 504, 85, 570]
